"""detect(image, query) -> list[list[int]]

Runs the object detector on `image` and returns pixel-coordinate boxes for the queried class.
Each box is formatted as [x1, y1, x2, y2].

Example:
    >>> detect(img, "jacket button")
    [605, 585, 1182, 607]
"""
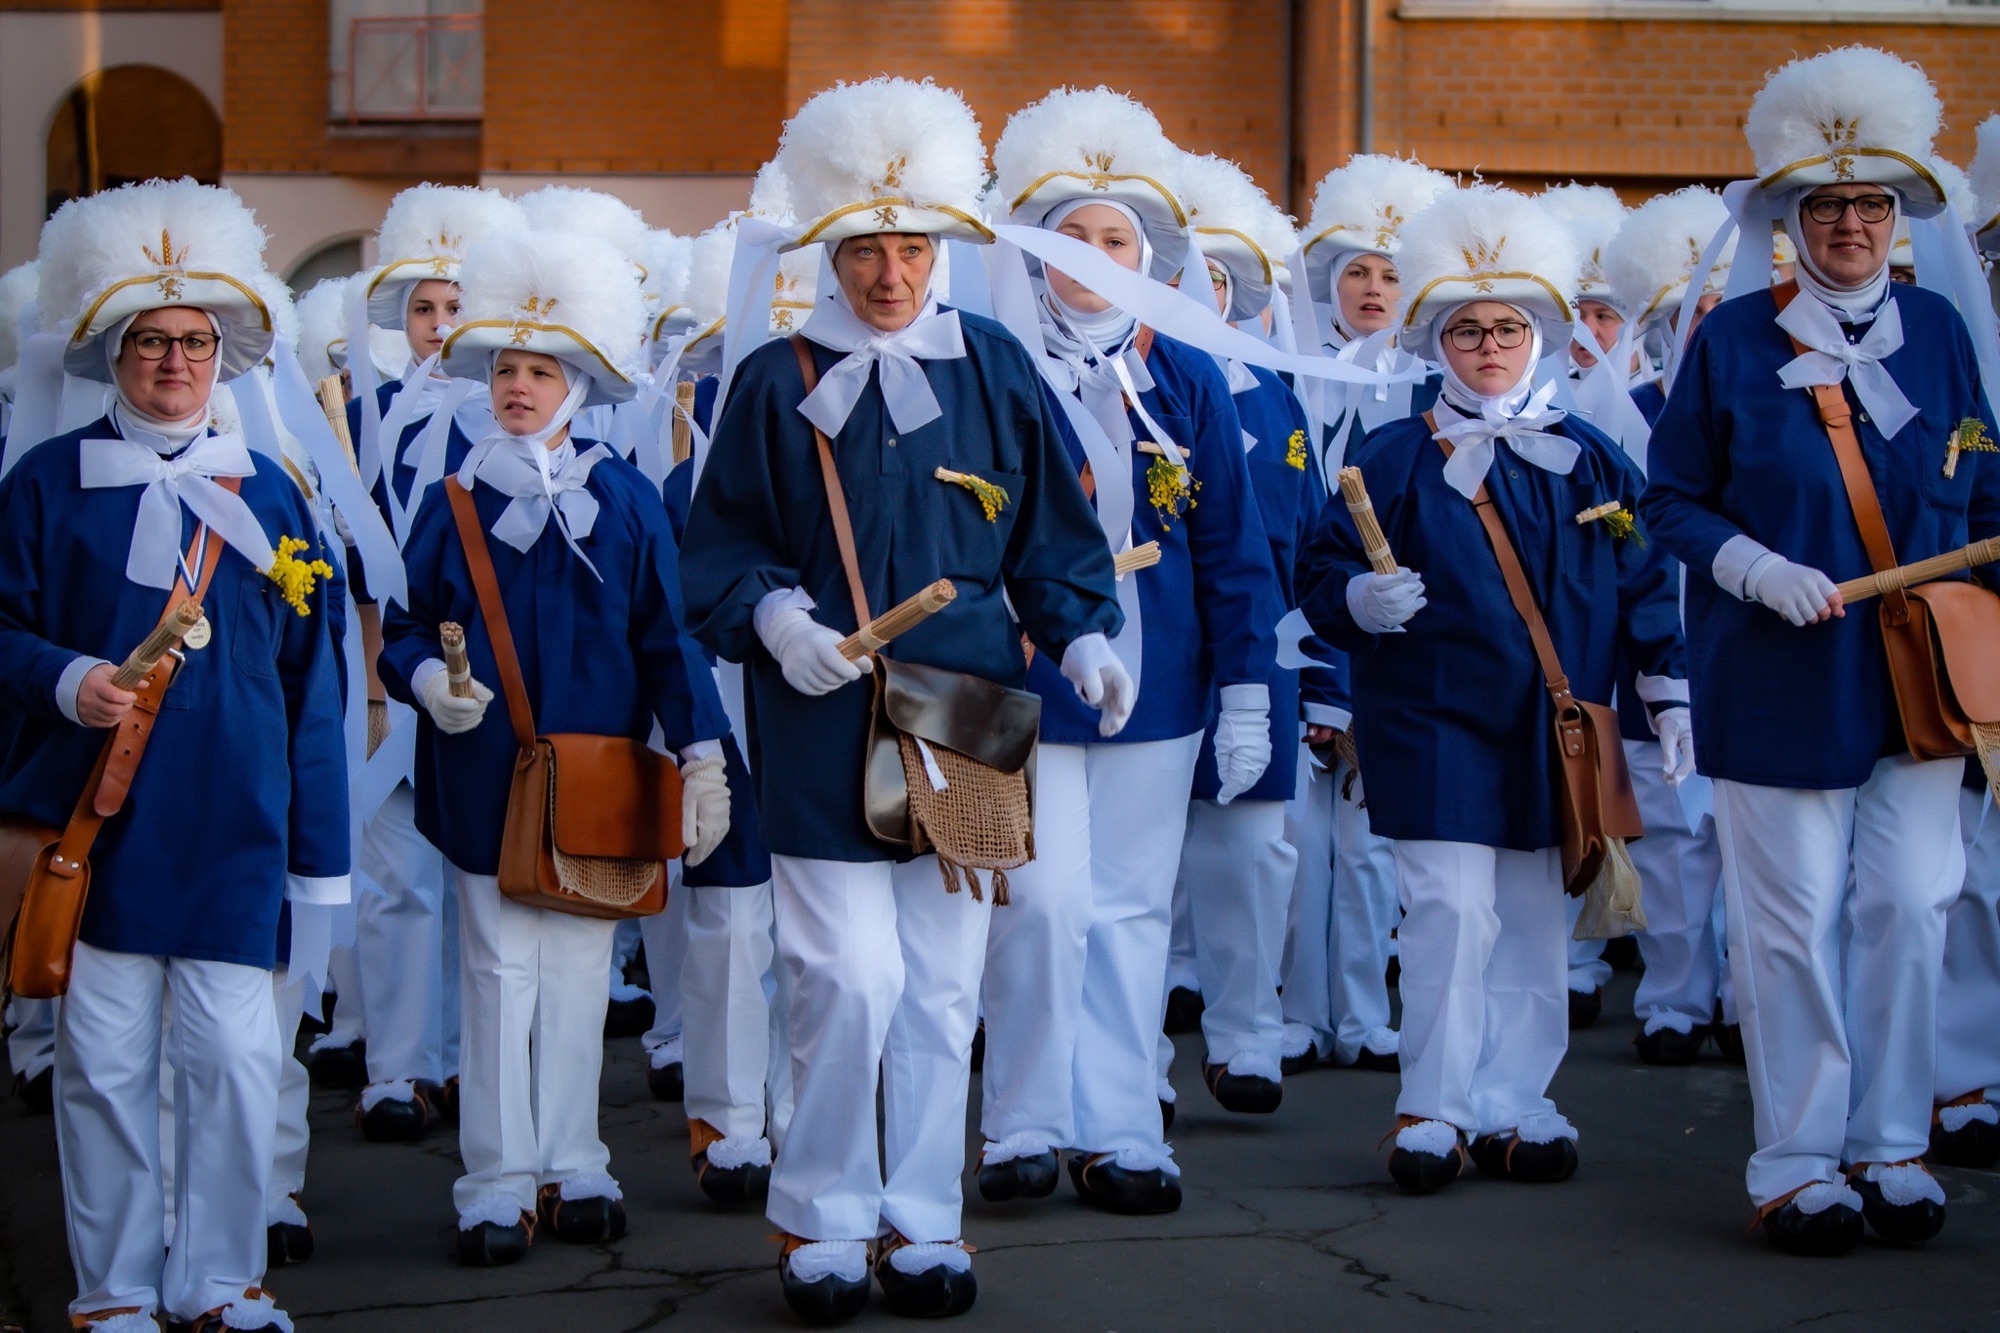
[886, 437, 898, 448]
[1857, 412, 1870, 424]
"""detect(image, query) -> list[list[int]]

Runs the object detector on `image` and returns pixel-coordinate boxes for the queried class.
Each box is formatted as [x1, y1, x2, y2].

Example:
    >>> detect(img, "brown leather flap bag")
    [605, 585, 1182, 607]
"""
[447, 479, 677, 920]
[881, 659, 1041, 774]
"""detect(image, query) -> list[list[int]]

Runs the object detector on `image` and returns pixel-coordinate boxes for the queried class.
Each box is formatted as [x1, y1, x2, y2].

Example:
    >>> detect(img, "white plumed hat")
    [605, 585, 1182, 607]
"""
[1299, 155, 1452, 305]
[1396, 186, 1579, 351]
[1177, 153, 1294, 321]
[995, 86, 1189, 280]
[516, 185, 649, 278]
[639, 230, 694, 344]
[1744, 46, 1948, 217]
[294, 276, 351, 383]
[1540, 184, 1628, 309]
[38, 177, 277, 382]
[777, 77, 991, 250]
[442, 229, 644, 406]
[1891, 157, 1975, 266]
[366, 184, 526, 327]
[1972, 116, 2000, 254]
[672, 219, 819, 372]
[1604, 186, 1737, 330]
[0, 262, 38, 377]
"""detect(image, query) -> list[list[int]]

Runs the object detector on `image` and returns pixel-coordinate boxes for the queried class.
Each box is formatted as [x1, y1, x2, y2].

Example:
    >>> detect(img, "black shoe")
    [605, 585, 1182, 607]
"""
[1335, 1047, 1400, 1073]
[1761, 1194, 1864, 1257]
[1710, 1022, 1745, 1065]
[875, 1238, 977, 1319]
[1163, 986, 1204, 1035]
[1603, 935, 1642, 972]
[1849, 1167, 1947, 1246]
[13, 1067, 52, 1114]
[646, 1059, 684, 1102]
[1279, 1046, 1318, 1077]
[976, 1149, 1059, 1202]
[306, 1040, 366, 1089]
[780, 1241, 872, 1325]
[1202, 1062, 1282, 1114]
[1635, 1022, 1707, 1067]
[434, 1075, 461, 1126]
[1384, 955, 1400, 989]
[1160, 1097, 1175, 1133]
[1468, 1130, 1578, 1183]
[455, 1216, 530, 1267]
[1567, 988, 1602, 1030]
[603, 994, 655, 1040]
[536, 1184, 627, 1244]
[1929, 1104, 2000, 1170]
[266, 1219, 314, 1268]
[689, 1124, 773, 1206]
[356, 1082, 439, 1143]
[1386, 1121, 1463, 1194]
[969, 1022, 984, 1074]
[1069, 1152, 1182, 1214]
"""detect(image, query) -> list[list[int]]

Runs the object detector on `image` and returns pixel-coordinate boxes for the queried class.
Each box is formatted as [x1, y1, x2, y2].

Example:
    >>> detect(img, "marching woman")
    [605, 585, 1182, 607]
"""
[0, 179, 349, 1333]
[1299, 184, 1688, 1194]
[1642, 47, 2000, 1253]
[378, 228, 732, 1266]
[682, 78, 1127, 1321]
[1160, 151, 1324, 1114]
[978, 87, 1279, 1215]
[343, 184, 525, 1143]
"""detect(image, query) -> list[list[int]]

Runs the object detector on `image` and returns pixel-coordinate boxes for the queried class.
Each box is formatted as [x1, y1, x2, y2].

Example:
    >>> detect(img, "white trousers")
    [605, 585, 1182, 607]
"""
[983, 735, 1202, 1154]
[682, 879, 792, 1145]
[269, 963, 312, 1225]
[1623, 743, 1727, 1025]
[1392, 841, 1568, 1135]
[1565, 915, 1610, 993]
[56, 942, 278, 1323]
[638, 872, 689, 1055]
[1714, 756, 1964, 1207]
[1938, 787, 2000, 1103]
[1280, 751, 1400, 1063]
[355, 786, 456, 1086]
[318, 919, 365, 1050]
[1175, 798, 1294, 1066]
[452, 866, 618, 1220]
[6, 995, 59, 1080]
[766, 854, 990, 1242]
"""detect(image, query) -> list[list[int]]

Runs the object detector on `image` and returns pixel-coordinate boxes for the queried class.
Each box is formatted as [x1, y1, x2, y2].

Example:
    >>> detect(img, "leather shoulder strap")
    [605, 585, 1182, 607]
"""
[790, 335, 874, 626]
[445, 478, 537, 749]
[1771, 280, 1909, 619]
[1427, 414, 1576, 711]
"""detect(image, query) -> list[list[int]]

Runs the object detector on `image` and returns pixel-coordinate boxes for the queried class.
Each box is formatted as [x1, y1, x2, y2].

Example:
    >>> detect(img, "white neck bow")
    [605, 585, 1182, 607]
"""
[1431, 377, 1579, 501]
[80, 424, 274, 590]
[1775, 288, 1917, 440]
[796, 297, 966, 438]
[458, 434, 611, 580]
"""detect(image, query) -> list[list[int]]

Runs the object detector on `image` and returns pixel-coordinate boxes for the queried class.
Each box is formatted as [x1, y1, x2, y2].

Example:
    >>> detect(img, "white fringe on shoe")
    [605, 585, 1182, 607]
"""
[1394, 1120, 1459, 1157]
[1155, 1077, 1177, 1105]
[1104, 1144, 1182, 1177]
[265, 1193, 308, 1228]
[1360, 1026, 1400, 1056]
[705, 1134, 773, 1170]
[457, 1195, 527, 1230]
[645, 1034, 684, 1070]
[359, 1079, 417, 1112]
[1861, 1162, 1946, 1207]
[886, 1240, 973, 1276]
[1516, 1111, 1580, 1145]
[1280, 1021, 1319, 1060]
[1225, 1052, 1283, 1082]
[609, 979, 651, 1005]
[76, 1311, 161, 1332]
[1795, 1180, 1864, 1216]
[215, 1290, 293, 1332]
[981, 1131, 1054, 1166]
[1641, 1011, 1699, 1036]
[1940, 1101, 2000, 1133]
[557, 1171, 623, 1202]
[787, 1240, 869, 1284]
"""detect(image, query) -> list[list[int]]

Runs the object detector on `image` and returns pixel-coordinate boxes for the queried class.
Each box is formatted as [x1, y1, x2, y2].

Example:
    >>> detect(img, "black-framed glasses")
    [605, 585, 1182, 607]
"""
[1443, 320, 1530, 352]
[125, 329, 219, 362]
[1802, 193, 1896, 226]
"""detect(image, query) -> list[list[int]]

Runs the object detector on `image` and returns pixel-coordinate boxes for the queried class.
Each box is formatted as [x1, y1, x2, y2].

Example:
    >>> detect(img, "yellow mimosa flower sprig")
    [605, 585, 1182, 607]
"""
[1284, 428, 1308, 471]
[1576, 501, 1645, 546]
[934, 467, 1008, 522]
[1945, 418, 1997, 479]
[1147, 455, 1200, 530]
[266, 536, 334, 616]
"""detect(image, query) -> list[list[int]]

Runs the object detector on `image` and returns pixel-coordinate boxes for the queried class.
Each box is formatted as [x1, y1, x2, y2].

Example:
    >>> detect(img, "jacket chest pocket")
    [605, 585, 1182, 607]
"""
[935, 468, 1021, 580]
[230, 577, 284, 681]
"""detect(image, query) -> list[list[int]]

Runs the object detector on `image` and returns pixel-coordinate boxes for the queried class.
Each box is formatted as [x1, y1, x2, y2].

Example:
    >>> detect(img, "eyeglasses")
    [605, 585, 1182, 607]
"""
[124, 330, 219, 363]
[1801, 194, 1896, 226]
[1443, 320, 1531, 352]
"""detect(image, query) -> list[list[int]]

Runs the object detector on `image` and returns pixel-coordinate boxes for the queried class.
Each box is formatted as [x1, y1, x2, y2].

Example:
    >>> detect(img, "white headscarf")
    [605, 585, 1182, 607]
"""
[1774, 186, 1918, 438]
[1427, 301, 1579, 500]
[457, 353, 609, 577]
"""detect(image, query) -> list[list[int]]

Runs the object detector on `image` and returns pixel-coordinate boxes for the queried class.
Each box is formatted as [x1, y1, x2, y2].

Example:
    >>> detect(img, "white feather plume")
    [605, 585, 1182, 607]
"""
[1973, 115, 2000, 234]
[1180, 153, 1294, 262]
[293, 275, 349, 383]
[1302, 155, 1452, 258]
[639, 230, 692, 316]
[1745, 47, 1941, 187]
[451, 229, 644, 386]
[253, 270, 299, 352]
[1395, 186, 1580, 335]
[1604, 186, 1736, 327]
[993, 86, 1185, 219]
[0, 262, 38, 373]
[1540, 184, 1627, 292]
[515, 186, 648, 264]
[376, 184, 526, 270]
[778, 77, 987, 233]
[684, 223, 736, 330]
[1931, 157, 1976, 221]
[748, 159, 795, 221]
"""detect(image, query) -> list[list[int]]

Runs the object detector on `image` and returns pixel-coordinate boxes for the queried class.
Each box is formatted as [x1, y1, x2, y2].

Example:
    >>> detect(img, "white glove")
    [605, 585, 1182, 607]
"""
[1213, 682, 1272, 805]
[421, 665, 492, 735]
[1060, 632, 1136, 738]
[680, 753, 730, 867]
[755, 592, 872, 697]
[1346, 567, 1427, 634]
[1744, 554, 1839, 627]
[1656, 707, 1696, 786]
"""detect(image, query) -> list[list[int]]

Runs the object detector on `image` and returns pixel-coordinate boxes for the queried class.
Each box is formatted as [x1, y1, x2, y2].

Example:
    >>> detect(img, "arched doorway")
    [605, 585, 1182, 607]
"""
[286, 235, 367, 293]
[45, 65, 221, 220]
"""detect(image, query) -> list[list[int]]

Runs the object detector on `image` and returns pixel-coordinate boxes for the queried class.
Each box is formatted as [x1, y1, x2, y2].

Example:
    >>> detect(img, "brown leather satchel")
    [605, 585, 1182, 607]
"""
[1, 517, 227, 997]
[791, 336, 1041, 900]
[1772, 280, 2000, 764]
[444, 479, 680, 920]
[1432, 428, 1644, 897]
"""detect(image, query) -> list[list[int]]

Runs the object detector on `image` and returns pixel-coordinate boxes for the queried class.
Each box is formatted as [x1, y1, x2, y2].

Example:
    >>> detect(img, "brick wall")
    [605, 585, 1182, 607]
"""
[222, 0, 325, 173]
[0, 1, 216, 10]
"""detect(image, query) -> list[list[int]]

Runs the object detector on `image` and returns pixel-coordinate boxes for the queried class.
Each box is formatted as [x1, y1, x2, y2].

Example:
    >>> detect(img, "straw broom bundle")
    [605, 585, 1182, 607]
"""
[838, 580, 957, 661]
[440, 622, 475, 698]
[1113, 542, 1161, 575]
[1338, 467, 1398, 575]
[111, 601, 205, 690]
[1834, 536, 2000, 602]
[673, 381, 696, 465]
[316, 375, 360, 474]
